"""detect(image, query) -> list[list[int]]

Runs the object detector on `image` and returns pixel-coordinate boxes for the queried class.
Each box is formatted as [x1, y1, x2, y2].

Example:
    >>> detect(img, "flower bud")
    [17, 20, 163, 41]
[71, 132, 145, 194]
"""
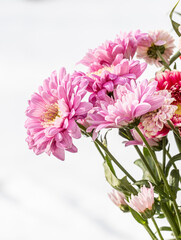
[108, 189, 129, 212]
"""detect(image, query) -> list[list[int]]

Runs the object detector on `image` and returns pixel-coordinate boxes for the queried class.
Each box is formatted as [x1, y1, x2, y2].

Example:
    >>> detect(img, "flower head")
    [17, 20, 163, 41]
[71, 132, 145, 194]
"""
[155, 70, 181, 127]
[78, 30, 146, 73]
[126, 183, 155, 218]
[108, 189, 129, 212]
[25, 68, 92, 160]
[87, 80, 165, 139]
[85, 58, 147, 104]
[137, 30, 175, 67]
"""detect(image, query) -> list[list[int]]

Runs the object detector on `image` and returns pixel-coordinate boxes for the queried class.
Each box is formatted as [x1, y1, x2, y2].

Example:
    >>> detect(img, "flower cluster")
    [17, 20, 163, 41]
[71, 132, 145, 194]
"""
[25, 3, 181, 239]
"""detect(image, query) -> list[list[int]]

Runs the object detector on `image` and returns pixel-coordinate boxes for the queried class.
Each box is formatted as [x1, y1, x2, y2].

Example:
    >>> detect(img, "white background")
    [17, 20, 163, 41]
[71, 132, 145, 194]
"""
[0, 0, 181, 239]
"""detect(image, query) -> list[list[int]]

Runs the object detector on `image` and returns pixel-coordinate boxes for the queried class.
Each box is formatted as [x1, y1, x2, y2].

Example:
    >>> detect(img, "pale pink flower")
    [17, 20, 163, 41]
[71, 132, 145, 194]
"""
[124, 126, 161, 147]
[126, 183, 154, 213]
[108, 189, 127, 207]
[25, 68, 92, 160]
[137, 30, 175, 67]
[78, 30, 146, 73]
[87, 80, 165, 140]
[141, 90, 177, 138]
[155, 70, 181, 127]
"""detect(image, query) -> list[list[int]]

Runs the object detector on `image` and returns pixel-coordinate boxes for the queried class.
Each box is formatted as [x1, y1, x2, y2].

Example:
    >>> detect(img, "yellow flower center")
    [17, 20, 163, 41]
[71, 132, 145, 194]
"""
[41, 102, 60, 127]
[87, 65, 114, 78]
[175, 104, 181, 116]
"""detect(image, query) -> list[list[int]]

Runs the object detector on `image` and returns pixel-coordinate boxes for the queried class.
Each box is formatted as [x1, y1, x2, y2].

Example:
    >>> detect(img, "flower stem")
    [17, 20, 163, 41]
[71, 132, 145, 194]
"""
[144, 224, 158, 240]
[78, 123, 136, 183]
[151, 217, 164, 240]
[162, 137, 166, 173]
[161, 202, 180, 239]
[156, 50, 171, 70]
[125, 129, 158, 184]
[169, 50, 181, 66]
[135, 126, 181, 236]
[95, 138, 136, 183]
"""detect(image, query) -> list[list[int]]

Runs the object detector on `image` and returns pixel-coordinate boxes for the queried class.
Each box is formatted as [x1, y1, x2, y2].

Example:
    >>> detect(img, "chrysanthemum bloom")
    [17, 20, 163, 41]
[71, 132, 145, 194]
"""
[137, 30, 175, 67]
[108, 189, 129, 212]
[78, 30, 146, 73]
[141, 90, 177, 138]
[155, 70, 181, 127]
[126, 183, 155, 219]
[84, 57, 147, 104]
[87, 79, 165, 140]
[25, 68, 92, 160]
[124, 125, 160, 147]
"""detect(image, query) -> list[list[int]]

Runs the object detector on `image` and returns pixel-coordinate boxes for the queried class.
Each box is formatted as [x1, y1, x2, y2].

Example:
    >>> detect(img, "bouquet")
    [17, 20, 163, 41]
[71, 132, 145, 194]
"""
[25, 1, 181, 239]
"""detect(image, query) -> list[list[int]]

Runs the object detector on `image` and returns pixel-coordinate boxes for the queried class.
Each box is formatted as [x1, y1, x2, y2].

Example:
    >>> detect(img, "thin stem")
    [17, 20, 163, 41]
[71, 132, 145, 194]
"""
[162, 137, 166, 173]
[169, 50, 181, 66]
[94, 141, 105, 160]
[156, 50, 171, 70]
[78, 123, 136, 183]
[95, 138, 136, 183]
[167, 120, 181, 140]
[174, 132, 181, 153]
[144, 224, 158, 240]
[151, 217, 164, 240]
[135, 126, 181, 235]
[161, 202, 180, 239]
[125, 129, 158, 184]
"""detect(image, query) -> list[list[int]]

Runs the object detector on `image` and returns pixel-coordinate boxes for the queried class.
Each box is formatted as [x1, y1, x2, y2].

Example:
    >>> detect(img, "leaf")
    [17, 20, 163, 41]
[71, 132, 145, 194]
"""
[159, 226, 172, 231]
[103, 160, 137, 195]
[165, 153, 181, 176]
[169, 169, 180, 198]
[170, 0, 181, 36]
[129, 207, 147, 225]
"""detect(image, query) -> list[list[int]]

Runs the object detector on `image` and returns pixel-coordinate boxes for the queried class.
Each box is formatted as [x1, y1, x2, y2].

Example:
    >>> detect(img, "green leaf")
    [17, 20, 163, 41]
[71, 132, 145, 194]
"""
[169, 169, 180, 198]
[129, 207, 147, 225]
[170, 0, 181, 36]
[103, 160, 137, 195]
[159, 226, 172, 231]
[165, 153, 181, 176]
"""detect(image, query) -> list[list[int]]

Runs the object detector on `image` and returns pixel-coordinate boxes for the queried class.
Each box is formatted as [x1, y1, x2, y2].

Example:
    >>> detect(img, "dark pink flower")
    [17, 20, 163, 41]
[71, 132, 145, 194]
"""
[25, 68, 92, 160]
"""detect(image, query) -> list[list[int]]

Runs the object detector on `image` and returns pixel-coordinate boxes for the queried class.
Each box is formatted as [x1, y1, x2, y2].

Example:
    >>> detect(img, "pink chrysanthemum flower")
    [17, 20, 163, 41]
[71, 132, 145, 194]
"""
[124, 125, 161, 147]
[137, 30, 175, 67]
[78, 30, 146, 73]
[25, 68, 92, 160]
[141, 90, 177, 138]
[155, 70, 181, 127]
[87, 80, 165, 139]
[126, 183, 155, 218]
[83, 57, 147, 104]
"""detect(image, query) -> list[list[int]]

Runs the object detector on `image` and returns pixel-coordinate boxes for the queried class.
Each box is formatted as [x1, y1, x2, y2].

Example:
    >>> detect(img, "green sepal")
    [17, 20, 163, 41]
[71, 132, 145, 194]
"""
[170, 0, 181, 36]
[159, 226, 172, 231]
[129, 207, 147, 225]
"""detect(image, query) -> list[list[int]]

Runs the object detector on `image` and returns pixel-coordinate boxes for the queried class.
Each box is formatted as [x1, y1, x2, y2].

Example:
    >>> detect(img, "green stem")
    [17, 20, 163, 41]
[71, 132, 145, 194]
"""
[151, 217, 164, 240]
[95, 138, 136, 183]
[162, 137, 166, 173]
[174, 132, 181, 153]
[94, 142, 105, 160]
[169, 50, 181, 66]
[161, 202, 180, 239]
[144, 224, 158, 240]
[167, 120, 181, 140]
[156, 50, 171, 70]
[135, 126, 181, 235]
[78, 123, 136, 183]
[125, 129, 158, 184]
